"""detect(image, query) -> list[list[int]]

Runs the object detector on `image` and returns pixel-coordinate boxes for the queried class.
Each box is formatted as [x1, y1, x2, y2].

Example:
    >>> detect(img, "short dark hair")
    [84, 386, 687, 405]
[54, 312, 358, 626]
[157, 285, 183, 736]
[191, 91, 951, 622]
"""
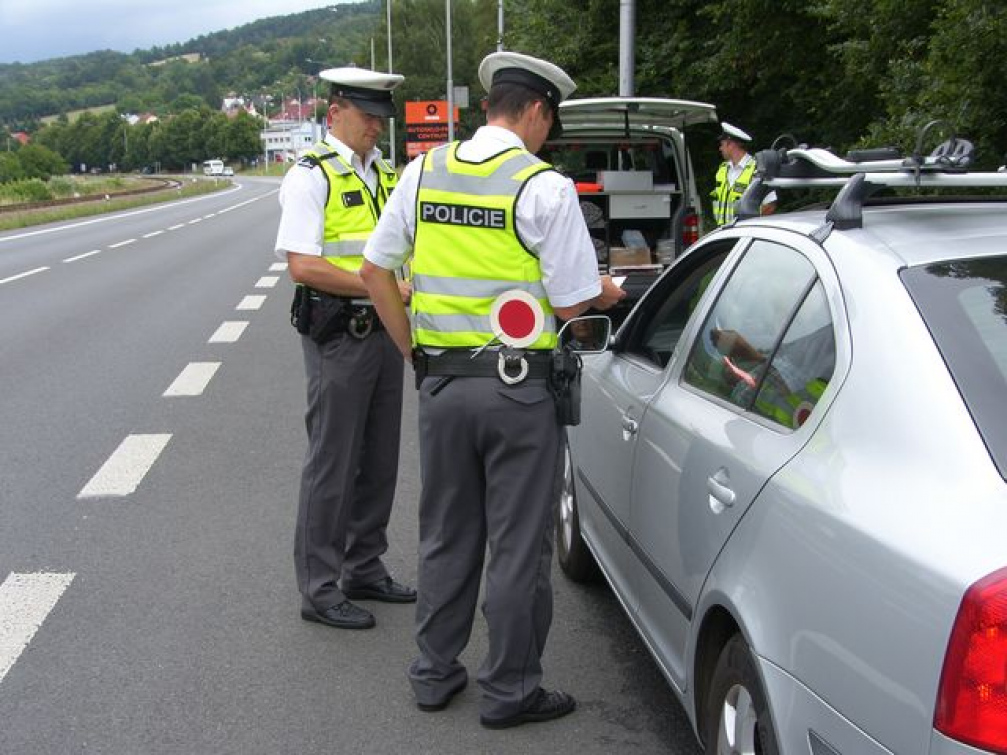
[487, 82, 548, 122]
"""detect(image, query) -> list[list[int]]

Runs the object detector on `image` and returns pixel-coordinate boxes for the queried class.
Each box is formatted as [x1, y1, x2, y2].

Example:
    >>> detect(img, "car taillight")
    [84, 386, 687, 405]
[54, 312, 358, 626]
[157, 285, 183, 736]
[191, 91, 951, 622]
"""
[682, 210, 700, 248]
[935, 566, 1007, 753]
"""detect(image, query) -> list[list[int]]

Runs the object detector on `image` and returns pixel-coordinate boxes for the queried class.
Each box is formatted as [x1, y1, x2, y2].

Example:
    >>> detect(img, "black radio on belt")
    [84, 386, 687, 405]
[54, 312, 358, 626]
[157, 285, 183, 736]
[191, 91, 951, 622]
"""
[549, 348, 583, 426]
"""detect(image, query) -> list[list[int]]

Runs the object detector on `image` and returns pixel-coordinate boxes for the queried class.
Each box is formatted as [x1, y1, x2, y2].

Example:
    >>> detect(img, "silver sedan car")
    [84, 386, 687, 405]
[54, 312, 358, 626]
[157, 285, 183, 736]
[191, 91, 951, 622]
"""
[559, 194, 1007, 753]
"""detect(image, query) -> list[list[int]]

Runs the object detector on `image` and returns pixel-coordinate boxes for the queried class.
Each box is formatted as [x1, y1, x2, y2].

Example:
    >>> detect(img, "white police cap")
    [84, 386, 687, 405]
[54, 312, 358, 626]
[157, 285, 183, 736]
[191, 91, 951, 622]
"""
[478, 51, 577, 109]
[718, 122, 753, 143]
[319, 67, 404, 117]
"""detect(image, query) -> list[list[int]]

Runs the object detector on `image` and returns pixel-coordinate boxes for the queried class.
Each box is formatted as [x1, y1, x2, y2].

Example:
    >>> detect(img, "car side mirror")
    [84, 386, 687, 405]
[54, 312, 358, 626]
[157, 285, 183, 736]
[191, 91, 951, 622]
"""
[558, 315, 612, 354]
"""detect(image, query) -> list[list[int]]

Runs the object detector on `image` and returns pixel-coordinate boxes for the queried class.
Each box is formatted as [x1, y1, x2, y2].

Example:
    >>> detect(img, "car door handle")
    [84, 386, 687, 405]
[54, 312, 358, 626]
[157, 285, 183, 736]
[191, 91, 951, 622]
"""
[621, 415, 639, 440]
[707, 469, 736, 513]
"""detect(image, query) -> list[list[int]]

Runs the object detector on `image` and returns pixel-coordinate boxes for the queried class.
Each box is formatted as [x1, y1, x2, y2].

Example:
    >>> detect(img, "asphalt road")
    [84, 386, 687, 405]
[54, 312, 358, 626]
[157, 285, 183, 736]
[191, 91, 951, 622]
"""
[0, 177, 702, 754]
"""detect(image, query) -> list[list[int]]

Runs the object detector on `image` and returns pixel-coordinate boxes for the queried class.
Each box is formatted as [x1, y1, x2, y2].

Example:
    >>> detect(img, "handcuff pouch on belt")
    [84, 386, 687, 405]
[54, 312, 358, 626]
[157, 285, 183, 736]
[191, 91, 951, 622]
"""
[548, 347, 583, 426]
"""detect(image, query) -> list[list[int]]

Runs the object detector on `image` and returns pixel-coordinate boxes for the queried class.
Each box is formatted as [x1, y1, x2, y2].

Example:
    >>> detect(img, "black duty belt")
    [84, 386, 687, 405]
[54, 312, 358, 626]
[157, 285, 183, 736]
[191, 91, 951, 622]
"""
[416, 348, 552, 393]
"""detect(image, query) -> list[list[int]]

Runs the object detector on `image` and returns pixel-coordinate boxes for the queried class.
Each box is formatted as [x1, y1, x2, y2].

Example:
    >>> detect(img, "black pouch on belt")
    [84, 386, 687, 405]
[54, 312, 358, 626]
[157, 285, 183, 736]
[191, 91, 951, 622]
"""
[549, 349, 583, 426]
[290, 286, 312, 334]
[309, 293, 347, 345]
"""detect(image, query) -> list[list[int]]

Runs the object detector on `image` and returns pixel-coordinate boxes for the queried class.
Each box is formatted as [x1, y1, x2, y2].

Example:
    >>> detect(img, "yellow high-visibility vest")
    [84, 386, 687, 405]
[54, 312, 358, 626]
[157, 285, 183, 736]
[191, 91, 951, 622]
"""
[300, 143, 397, 273]
[711, 159, 757, 226]
[411, 142, 557, 350]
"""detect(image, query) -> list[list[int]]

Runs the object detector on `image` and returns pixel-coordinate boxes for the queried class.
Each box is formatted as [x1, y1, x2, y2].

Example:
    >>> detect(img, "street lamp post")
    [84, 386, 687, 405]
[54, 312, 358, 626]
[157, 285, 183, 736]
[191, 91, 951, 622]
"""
[386, 0, 396, 167]
[446, 0, 454, 142]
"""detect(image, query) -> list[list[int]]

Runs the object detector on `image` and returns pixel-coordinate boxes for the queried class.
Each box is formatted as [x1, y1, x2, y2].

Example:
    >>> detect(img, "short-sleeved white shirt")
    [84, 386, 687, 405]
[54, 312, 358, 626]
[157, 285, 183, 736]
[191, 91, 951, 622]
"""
[273, 134, 384, 260]
[363, 125, 601, 309]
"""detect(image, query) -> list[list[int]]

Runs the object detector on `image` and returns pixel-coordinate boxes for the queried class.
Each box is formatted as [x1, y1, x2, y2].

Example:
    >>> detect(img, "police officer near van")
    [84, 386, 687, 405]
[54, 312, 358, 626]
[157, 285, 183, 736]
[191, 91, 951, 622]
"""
[711, 121, 777, 225]
[361, 51, 625, 727]
[276, 67, 415, 631]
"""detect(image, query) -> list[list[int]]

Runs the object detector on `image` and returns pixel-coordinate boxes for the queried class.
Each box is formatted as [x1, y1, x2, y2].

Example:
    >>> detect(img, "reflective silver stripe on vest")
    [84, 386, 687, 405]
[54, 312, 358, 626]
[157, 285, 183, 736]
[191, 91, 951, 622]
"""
[412, 274, 547, 300]
[322, 238, 368, 257]
[415, 311, 557, 337]
[414, 312, 492, 334]
[423, 150, 541, 195]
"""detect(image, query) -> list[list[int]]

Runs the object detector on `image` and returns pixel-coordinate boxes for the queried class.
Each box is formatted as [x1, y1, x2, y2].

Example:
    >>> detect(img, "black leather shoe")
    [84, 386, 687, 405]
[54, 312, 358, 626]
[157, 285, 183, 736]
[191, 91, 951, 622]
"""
[417, 679, 468, 712]
[480, 688, 577, 729]
[300, 600, 375, 629]
[344, 576, 417, 604]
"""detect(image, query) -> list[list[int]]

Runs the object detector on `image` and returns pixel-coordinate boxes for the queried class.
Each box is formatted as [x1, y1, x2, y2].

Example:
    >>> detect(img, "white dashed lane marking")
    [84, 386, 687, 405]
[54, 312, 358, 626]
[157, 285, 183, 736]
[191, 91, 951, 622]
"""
[77, 433, 172, 498]
[269, 263, 288, 272]
[0, 266, 49, 285]
[108, 239, 136, 249]
[0, 572, 75, 684]
[63, 250, 101, 263]
[187, 218, 202, 225]
[142, 230, 164, 239]
[163, 362, 221, 397]
[208, 321, 248, 343]
[167, 224, 185, 231]
[236, 295, 266, 311]
[255, 276, 279, 288]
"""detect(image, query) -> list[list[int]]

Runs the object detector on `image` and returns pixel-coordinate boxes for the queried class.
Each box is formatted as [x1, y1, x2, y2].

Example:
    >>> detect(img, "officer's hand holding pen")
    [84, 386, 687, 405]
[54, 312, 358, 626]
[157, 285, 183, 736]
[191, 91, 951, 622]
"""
[397, 280, 412, 304]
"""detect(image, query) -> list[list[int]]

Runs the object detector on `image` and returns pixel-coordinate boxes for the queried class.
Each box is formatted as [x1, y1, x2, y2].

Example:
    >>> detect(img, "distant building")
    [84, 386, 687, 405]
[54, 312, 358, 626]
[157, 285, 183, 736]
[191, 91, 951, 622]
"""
[11, 131, 30, 146]
[260, 120, 320, 163]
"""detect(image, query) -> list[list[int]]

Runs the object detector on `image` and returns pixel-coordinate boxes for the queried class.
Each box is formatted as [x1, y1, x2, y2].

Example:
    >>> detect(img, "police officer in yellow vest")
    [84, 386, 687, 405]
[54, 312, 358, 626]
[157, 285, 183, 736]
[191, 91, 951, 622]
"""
[275, 67, 415, 631]
[711, 121, 777, 225]
[361, 51, 624, 728]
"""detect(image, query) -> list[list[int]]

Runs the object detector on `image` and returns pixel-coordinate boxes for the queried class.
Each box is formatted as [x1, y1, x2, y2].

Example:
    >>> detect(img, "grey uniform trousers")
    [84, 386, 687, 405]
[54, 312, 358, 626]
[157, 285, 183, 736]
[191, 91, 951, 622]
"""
[409, 375, 562, 719]
[294, 330, 403, 611]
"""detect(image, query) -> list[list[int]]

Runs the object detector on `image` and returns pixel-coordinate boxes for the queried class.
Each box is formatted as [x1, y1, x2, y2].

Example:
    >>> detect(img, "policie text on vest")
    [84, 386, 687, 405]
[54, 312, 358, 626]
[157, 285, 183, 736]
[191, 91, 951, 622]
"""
[420, 201, 506, 229]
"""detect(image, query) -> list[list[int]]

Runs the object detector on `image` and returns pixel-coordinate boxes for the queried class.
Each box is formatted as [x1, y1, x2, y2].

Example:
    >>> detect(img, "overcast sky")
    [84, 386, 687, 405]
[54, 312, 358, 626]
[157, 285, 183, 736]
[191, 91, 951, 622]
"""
[0, 0, 348, 64]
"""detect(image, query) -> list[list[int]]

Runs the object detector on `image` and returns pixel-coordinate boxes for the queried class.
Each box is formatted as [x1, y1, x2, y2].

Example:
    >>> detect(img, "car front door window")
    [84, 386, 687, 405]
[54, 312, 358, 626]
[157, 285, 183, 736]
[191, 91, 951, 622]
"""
[683, 240, 836, 429]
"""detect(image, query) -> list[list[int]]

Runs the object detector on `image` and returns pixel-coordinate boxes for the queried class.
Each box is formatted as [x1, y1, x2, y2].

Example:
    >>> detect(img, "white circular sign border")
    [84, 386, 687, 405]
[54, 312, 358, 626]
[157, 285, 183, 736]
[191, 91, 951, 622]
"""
[490, 289, 545, 348]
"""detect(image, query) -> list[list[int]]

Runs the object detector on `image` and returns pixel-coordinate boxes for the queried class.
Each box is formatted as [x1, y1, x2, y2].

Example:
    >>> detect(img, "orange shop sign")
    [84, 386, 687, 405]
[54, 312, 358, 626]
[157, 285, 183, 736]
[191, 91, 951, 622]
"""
[405, 101, 459, 157]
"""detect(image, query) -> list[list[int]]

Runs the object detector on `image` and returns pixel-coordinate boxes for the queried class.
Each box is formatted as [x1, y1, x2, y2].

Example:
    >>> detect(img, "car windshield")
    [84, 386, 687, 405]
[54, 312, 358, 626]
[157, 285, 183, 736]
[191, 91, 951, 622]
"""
[902, 255, 1007, 479]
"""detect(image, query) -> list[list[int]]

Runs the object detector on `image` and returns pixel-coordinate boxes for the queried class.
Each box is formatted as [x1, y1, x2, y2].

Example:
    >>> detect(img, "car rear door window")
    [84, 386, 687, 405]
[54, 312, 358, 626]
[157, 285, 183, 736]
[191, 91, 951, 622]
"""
[902, 256, 1007, 478]
[683, 240, 836, 429]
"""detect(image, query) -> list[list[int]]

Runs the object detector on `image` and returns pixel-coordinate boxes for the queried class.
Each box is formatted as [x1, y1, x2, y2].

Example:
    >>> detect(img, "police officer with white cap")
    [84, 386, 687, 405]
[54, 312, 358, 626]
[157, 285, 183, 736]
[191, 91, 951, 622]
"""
[711, 121, 777, 225]
[361, 51, 624, 728]
[275, 66, 416, 631]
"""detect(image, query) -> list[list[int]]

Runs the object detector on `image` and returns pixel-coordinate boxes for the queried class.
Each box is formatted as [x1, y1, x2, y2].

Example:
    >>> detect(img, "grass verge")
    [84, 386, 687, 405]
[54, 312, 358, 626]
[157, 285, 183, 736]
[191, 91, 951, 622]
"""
[0, 178, 232, 232]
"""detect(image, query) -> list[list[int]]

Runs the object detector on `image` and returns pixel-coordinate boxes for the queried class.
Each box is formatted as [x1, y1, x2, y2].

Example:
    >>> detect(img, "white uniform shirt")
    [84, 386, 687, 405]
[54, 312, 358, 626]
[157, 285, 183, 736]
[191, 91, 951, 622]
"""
[364, 125, 602, 308]
[727, 152, 777, 206]
[274, 134, 384, 260]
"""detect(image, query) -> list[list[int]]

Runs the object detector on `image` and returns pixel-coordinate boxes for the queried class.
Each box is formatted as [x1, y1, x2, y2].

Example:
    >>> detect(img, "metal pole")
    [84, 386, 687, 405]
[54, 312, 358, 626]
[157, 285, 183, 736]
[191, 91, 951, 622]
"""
[497, 0, 504, 51]
[618, 0, 635, 97]
[446, 0, 454, 142]
[386, 0, 397, 167]
[371, 38, 375, 70]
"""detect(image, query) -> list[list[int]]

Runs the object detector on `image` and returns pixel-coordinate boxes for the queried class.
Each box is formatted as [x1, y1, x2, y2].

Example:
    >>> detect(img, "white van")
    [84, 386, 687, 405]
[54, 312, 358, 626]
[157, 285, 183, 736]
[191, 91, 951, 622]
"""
[547, 97, 718, 319]
[202, 159, 225, 176]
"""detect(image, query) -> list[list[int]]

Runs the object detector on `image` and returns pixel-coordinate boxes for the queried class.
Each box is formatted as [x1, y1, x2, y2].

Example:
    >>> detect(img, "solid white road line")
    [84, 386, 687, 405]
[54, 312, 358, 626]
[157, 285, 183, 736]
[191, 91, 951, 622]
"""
[77, 433, 172, 498]
[269, 262, 288, 272]
[163, 362, 221, 397]
[236, 295, 266, 311]
[208, 321, 248, 343]
[63, 250, 101, 263]
[255, 276, 279, 288]
[108, 239, 136, 248]
[0, 266, 49, 285]
[143, 230, 164, 238]
[0, 572, 75, 684]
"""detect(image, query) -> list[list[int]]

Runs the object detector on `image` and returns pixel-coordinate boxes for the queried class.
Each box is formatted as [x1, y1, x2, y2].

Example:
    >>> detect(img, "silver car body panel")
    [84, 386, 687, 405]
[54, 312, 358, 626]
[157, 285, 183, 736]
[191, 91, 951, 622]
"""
[569, 202, 1007, 754]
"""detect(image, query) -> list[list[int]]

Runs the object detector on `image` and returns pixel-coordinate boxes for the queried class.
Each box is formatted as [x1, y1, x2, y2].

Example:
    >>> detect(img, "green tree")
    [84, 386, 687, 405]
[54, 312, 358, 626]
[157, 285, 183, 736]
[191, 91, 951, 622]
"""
[16, 143, 69, 179]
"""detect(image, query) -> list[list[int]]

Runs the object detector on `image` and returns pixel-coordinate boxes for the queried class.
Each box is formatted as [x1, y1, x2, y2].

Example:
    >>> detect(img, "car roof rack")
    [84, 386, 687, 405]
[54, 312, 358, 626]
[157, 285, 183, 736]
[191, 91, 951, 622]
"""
[735, 123, 1007, 231]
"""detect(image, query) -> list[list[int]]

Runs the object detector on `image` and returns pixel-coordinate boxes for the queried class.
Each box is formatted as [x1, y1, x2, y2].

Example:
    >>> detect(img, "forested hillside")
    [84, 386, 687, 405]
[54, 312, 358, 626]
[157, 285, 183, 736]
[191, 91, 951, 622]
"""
[2, 0, 1005, 176]
[0, 2, 383, 128]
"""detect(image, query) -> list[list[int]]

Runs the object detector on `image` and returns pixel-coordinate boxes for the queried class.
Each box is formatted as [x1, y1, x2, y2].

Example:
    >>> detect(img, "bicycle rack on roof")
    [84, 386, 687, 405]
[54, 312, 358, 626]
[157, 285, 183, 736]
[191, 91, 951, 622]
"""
[735, 127, 1007, 231]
